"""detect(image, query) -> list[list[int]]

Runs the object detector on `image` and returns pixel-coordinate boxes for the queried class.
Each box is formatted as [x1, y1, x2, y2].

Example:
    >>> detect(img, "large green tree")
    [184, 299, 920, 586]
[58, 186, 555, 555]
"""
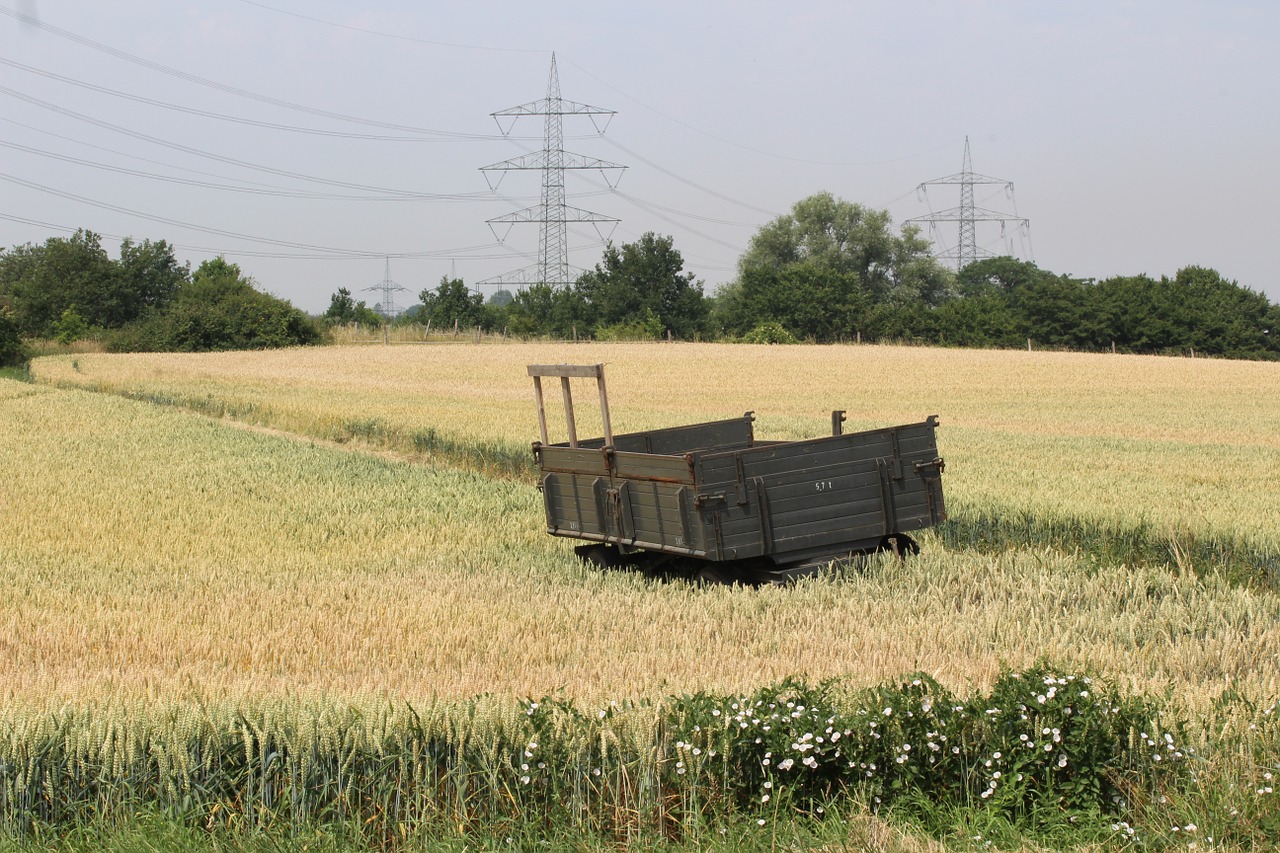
[0, 304, 25, 366]
[137, 257, 320, 352]
[115, 237, 189, 321]
[726, 193, 952, 341]
[418, 277, 490, 331]
[500, 283, 586, 338]
[573, 233, 708, 339]
[323, 287, 384, 327]
[1094, 267, 1280, 358]
[0, 231, 189, 337]
[0, 230, 116, 335]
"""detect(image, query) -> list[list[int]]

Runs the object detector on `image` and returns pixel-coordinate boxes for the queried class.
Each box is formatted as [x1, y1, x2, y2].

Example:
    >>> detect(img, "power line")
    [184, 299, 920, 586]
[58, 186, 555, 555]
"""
[0, 85, 457, 197]
[0, 138, 514, 202]
[234, 0, 546, 55]
[0, 6, 524, 138]
[0, 211, 528, 263]
[0, 172, 524, 260]
[0, 57, 505, 143]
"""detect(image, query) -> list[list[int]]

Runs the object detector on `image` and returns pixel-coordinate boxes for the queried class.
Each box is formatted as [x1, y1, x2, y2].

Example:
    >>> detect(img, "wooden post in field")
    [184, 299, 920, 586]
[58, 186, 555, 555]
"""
[1027, 337, 1032, 352]
[383, 324, 389, 346]
[424, 320, 431, 340]
[453, 318, 459, 338]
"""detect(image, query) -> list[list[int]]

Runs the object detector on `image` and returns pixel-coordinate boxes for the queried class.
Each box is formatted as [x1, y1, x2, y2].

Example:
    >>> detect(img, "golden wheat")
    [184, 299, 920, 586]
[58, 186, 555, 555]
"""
[32, 342, 1280, 547]
[2, 373, 1278, 717]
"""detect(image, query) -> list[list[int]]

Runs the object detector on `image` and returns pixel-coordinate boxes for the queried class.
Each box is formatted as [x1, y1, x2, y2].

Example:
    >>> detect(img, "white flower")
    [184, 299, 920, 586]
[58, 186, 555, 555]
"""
[883, 707, 893, 716]
[778, 758, 794, 771]
[757, 819, 766, 826]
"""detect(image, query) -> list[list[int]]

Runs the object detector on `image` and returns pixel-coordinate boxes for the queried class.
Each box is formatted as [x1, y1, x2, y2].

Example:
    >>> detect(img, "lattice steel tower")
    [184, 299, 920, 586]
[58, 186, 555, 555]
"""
[363, 257, 410, 319]
[907, 137, 1030, 270]
[481, 53, 625, 289]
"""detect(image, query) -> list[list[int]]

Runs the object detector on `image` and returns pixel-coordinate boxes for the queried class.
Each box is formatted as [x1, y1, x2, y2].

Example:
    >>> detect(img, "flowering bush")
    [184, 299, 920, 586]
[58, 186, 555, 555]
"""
[663, 663, 1187, 822]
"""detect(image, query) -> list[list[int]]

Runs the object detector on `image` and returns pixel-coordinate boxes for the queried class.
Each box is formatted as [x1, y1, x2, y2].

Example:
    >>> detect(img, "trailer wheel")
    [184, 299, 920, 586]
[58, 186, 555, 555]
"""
[574, 543, 621, 569]
[693, 564, 741, 586]
[879, 533, 920, 558]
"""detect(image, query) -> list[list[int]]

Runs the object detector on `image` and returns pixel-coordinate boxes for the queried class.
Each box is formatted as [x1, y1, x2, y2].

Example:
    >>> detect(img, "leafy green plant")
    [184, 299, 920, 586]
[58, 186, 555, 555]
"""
[51, 305, 89, 345]
[0, 305, 26, 366]
[739, 322, 797, 344]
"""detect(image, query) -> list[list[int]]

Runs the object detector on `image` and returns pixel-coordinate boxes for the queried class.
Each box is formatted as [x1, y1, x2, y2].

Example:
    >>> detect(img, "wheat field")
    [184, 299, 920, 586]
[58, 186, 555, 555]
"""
[9, 343, 1280, 713]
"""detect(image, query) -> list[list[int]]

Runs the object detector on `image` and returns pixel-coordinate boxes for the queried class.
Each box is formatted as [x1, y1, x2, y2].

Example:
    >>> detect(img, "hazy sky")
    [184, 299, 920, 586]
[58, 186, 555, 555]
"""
[3, 1, 1277, 313]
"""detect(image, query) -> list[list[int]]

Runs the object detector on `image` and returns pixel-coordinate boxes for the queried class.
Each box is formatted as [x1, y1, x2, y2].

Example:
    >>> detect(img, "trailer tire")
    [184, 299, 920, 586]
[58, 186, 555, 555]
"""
[575, 543, 621, 569]
[878, 533, 920, 558]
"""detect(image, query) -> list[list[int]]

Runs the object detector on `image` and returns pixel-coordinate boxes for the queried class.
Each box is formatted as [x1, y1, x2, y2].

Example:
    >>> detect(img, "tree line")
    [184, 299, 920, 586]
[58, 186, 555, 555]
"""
[0, 230, 321, 364]
[4, 195, 1278, 365]
[399, 192, 1278, 360]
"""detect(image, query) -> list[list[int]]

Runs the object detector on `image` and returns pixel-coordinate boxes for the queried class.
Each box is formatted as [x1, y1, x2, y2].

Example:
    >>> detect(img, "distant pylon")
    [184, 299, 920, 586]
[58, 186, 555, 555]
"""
[363, 257, 409, 319]
[480, 53, 625, 289]
[907, 137, 1031, 270]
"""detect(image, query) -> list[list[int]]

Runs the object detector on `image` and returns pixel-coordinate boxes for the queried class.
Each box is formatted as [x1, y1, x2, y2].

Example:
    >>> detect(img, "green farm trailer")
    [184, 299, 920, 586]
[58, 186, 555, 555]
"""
[529, 363, 946, 583]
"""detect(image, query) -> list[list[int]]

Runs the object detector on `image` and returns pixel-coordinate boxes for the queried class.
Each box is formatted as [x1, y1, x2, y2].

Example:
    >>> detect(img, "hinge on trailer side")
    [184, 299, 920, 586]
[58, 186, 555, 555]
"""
[913, 457, 946, 477]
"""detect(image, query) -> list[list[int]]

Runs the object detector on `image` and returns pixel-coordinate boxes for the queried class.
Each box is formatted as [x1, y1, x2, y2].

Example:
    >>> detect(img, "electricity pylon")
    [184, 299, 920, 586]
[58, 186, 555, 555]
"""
[480, 53, 625, 289]
[363, 257, 410, 319]
[907, 137, 1030, 270]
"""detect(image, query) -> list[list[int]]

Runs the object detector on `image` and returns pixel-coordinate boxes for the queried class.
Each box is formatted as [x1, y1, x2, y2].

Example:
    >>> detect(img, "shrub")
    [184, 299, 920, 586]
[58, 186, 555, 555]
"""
[740, 322, 798, 344]
[0, 305, 26, 366]
[51, 305, 90, 345]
